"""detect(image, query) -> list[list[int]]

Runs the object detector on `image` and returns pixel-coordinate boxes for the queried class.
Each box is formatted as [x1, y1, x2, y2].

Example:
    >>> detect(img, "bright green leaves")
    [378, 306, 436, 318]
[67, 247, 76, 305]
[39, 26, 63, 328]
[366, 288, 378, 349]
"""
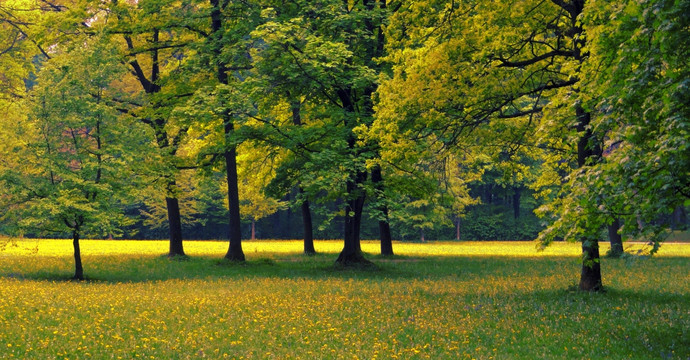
[1, 0, 685, 258]
[251, 16, 356, 92]
[575, 0, 690, 250]
[0, 30, 147, 239]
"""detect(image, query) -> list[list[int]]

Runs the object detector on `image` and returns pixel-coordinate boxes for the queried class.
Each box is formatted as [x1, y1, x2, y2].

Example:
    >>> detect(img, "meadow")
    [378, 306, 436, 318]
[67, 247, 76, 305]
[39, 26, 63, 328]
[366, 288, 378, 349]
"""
[0, 239, 688, 359]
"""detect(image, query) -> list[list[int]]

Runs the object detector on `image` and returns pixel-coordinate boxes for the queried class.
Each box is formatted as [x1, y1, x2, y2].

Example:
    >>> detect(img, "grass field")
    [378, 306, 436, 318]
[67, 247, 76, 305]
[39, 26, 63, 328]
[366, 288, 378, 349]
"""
[0, 239, 688, 359]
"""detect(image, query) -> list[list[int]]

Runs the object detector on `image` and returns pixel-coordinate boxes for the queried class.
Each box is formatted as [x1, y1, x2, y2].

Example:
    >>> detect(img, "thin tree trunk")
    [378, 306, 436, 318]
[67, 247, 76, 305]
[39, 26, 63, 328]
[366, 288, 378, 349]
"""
[420, 229, 425, 242]
[251, 220, 256, 240]
[512, 186, 522, 219]
[379, 212, 393, 256]
[456, 216, 461, 241]
[72, 228, 84, 281]
[122, 26, 187, 259]
[607, 218, 623, 258]
[291, 100, 316, 255]
[301, 194, 316, 255]
[371, 165, 393, 256]
[210, 0, 245, 262]
[224, 132, 245, 261]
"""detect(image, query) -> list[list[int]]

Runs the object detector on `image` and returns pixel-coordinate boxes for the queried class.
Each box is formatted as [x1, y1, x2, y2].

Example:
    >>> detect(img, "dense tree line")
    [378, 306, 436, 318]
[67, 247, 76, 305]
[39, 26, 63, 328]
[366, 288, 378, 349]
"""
[1, 0, 687, 289]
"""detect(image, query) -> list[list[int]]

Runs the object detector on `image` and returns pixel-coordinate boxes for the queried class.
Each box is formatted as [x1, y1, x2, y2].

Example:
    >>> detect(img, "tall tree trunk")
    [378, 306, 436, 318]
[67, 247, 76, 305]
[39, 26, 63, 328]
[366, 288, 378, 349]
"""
[210, 0, 245, 262]
[291, 100, 316, 255]
[371, 165, 393, 256]
[576, 106, 603, 291]
[224, 129, 245, 261]
[122, 26, 187, 258]
[335, 86, 369, 265]
[72, 228, 83, 281]
[334, 0, 386, 265]
[251, 220, 256, 240]
[420, 228, 425, 242]
[567, 0, 603, 291]
[607, 218, 623, 258]
[301, 192, 316, 255]
[152, 125, 185, 257]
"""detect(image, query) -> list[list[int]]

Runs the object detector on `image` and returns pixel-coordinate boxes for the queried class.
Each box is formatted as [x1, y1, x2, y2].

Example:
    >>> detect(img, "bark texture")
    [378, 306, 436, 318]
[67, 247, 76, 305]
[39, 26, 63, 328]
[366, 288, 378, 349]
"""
[371, 166, 393, 256]
[301, 196, 316, 255]
[165, 195, 185, 257]
[579, 239, 603, 291]
[72, 229, 84, 281]
[576, 105, 603, 291]
[607, 218, 624, 258]
[210, 0, 245, 262]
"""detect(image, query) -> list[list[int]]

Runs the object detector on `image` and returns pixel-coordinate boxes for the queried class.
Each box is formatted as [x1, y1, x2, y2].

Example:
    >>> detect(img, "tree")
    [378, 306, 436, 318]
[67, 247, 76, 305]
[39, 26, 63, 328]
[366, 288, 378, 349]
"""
[178, 0, 264, 261]
[0, 34, 147, 279]
[375, 0, 610, 290]
[102, 0, 207, 257]
[243, 13, 320, 254]
[248, 0, 390, 264]
[575, 0, 690, 252]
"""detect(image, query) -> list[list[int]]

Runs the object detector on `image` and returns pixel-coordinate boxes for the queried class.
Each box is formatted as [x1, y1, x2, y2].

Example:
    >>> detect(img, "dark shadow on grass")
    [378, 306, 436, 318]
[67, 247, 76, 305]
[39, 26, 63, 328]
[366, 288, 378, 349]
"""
[514, 285, 690, 359]
[0, 252, 428, 283]
[162, 254, 191, 261]
[2, 253, 689, 286]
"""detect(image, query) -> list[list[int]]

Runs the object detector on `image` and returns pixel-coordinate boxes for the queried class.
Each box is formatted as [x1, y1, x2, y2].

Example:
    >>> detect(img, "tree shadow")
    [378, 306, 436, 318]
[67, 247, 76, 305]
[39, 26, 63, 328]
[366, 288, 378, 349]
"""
[2, 252, 688, 288]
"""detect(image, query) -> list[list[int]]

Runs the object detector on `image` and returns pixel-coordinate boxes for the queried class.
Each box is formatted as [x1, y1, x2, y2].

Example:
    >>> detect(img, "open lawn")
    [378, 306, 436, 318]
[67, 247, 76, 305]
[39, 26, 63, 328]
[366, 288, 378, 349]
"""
[0, 239, 688, 359]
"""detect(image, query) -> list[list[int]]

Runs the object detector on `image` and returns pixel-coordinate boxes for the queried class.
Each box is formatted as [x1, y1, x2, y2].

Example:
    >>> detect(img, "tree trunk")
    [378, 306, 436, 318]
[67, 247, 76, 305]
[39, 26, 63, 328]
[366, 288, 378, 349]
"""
[371, 165, 393, 256]
[210, 0, 245, 262]
[512, 186, 522, 219]
[301, 194, 316, 255]
[336, 173, 369, 265]
[123, 25, 186, 259]
[334, 84, 369, 265]
[420, 228, 425, 242]
[576, 105, 603, 291]
[671, 206, 687, 230]
[456, 216, 461, 241]
[251, 220, 256, 240]
[579, 238, 602, 291]
[72, 229, 84, 281]
[166, 194, 185, 257]
[292, 102, 317, 255]
[333, 0, 386, 265]
[379, 215, 393, 256]
[607, 218, 623, 258]
[224, 132, 245, 261]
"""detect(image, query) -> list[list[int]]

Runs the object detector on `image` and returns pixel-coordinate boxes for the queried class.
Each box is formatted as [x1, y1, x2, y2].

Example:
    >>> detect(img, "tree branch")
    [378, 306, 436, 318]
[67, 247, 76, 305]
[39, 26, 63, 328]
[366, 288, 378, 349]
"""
[496, 49, 573, 68]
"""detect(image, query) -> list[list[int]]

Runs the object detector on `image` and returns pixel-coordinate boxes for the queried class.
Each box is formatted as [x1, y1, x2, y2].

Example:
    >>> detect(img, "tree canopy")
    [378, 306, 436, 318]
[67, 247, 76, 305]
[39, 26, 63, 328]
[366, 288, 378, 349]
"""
[0, 0, 687, 288]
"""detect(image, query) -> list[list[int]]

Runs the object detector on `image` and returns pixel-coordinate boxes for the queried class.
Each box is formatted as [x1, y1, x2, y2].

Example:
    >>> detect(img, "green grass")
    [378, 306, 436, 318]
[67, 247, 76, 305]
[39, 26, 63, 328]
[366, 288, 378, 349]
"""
[0, 239, 688, 359]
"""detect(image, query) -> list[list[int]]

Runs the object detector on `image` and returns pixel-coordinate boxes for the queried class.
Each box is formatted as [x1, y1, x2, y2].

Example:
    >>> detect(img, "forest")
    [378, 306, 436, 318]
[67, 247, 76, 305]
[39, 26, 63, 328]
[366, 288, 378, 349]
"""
[1, 0, 688, 291]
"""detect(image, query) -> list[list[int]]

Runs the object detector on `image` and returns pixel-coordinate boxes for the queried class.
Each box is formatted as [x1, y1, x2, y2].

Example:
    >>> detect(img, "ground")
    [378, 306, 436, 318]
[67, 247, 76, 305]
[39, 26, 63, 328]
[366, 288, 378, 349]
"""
[0, 239, 688, 359]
